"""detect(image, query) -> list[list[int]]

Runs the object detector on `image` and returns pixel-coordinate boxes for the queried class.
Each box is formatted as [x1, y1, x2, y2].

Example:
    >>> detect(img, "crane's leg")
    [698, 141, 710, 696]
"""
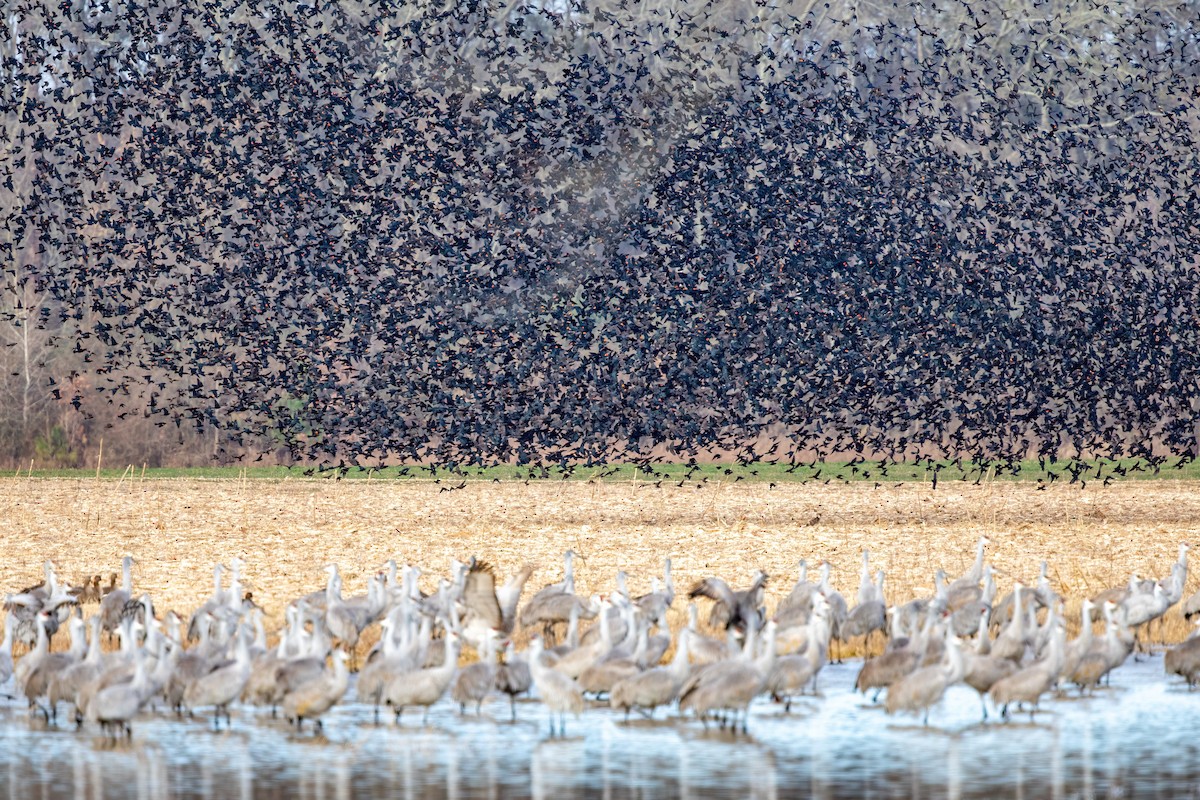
[510, 695, 517, 722]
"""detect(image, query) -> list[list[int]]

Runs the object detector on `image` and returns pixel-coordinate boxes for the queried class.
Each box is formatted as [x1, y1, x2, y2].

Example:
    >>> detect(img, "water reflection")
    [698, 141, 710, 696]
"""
[2, 656, 1200, 798]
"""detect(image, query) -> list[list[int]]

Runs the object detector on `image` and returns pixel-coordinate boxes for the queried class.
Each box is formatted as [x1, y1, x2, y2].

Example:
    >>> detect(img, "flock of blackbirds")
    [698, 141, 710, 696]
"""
[5, 542, 1200, 738]
[2, 0, 1199, 470]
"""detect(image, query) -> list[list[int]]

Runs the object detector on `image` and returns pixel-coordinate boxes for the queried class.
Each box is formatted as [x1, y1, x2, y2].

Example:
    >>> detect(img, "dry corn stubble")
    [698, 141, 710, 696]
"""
[2, 478, 1199, 660]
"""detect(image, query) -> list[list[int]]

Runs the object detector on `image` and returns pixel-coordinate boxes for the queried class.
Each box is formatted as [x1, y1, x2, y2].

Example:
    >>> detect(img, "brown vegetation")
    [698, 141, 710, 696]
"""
[2, 478, 1199, 656]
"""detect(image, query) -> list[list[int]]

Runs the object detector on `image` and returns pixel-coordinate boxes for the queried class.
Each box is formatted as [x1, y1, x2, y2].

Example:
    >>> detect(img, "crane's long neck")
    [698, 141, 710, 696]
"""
[84, 618, 103, 663]
[754, 624, 778, 676]
[982, 570, 996, 604]
[121, 558, 133, 595]
[212, 564, 223, 596]
[439, 639, 459, 676]
[888, 608, 903, 640]
[945, 638, 965, 682]
[663, 559, 674, 599]
[331, 653, 350, 689]
[566, 604, 580, 648]
[252, 611, 266, 650]
[1076, 607, 1093, 650]
[227, 573, 242, 609]
[632, 623, 648, 663]
[1012, 587, 1024, 635]
[975, 610, 992, 654]
[67, 618, 87, 658]
[669, 632, 690, 677]
[563, 552, 576, 595]
[34, 614, 49, 657]
[616, 571, 629, 603]
[972, 540, 985, 579]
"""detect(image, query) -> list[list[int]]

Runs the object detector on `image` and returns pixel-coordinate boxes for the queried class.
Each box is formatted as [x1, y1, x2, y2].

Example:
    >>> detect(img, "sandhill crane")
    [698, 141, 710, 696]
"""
[962, 608, 1016, 719]
[634, 558, 675, 629]
[460, 560, 531, 649]
[184, 627, 252, 729]
[22, 614, 87, 721]
[543, 602, 583, 661]
[321, 565, 380, 655]
[384, 632, 461, 725]
[610, 629, 690, 720]
[86, 650, 154, 739]
[1090, 573, 1138, 622]
[1120, 582, 1169, 653]
[49, 617, 106, 724]
[355, 614, 414, 723]
[989, 621, 1065, 720]
[452, 629, 501, 715]
[856, 551, 879, 606]
[815, 562, 849, 661]
[1165, 622, 1200, 688]
[683, 602, 739, 666]
[14, 610, 55, 716]
[990, 583, 1032, 663]
[768, 596, 830, 709]
[527, 634, 584, 736]
[1182, 587, 1200, 622]
[1060, 599, 1096, 682]
[75, 618, 140, 719]
[894, 570, 948, 631]
[282, 649, 351, 732]
[520, 550, 593, 643]
[688, 570, 768, 633]
[188, 563, 229, 642]
[99, 556, 135, 642]
[841, 571, 887, 656]
[0, 612, 14, 692]
[678, 620, 778, 733]
[885, 631, 966, 726]
[494, 640, 532, 721]
[775, 560, 815, 628]
[948, 536, 989, 596]
[855, 610, 935, 702]
[6, 564, 75, 646]
[549, 597, 616, 679]
[950, 566, 995, 637]
[578, 622, 646, 696]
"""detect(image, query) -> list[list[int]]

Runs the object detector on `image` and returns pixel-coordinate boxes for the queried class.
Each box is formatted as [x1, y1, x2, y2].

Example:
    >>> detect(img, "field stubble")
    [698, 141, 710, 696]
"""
[2, 478, 1199, 659]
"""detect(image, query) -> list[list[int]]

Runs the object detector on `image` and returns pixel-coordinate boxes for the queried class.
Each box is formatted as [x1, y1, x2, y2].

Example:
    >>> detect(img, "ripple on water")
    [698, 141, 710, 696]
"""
[1, 654, 1199, 799]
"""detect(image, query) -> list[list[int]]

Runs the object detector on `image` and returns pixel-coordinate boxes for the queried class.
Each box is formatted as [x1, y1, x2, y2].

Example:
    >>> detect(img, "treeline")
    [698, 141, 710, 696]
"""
[0, 0, 1198, 469]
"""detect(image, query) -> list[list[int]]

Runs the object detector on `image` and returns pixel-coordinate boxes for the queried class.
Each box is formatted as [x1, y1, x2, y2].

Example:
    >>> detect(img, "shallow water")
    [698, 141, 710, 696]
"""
[2, 654, 1199, 799]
